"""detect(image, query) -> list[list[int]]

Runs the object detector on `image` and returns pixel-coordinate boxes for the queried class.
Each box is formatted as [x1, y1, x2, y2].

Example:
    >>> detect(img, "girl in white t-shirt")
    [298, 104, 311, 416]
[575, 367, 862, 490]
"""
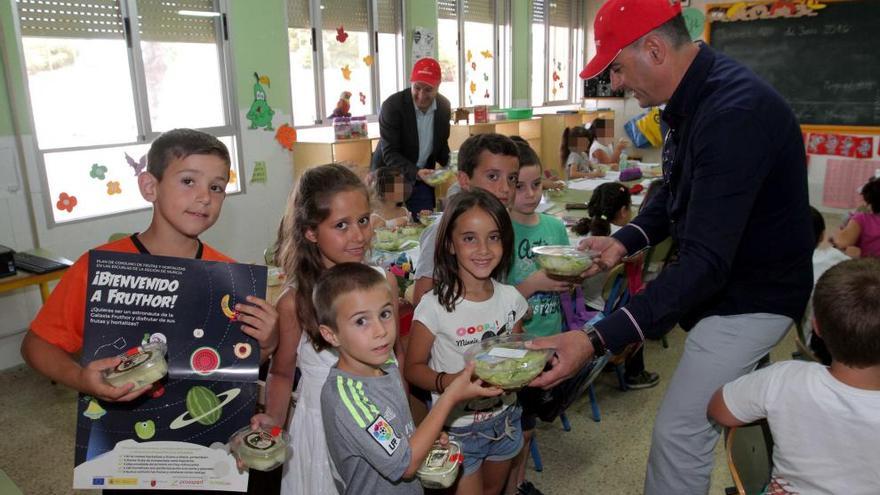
[370, 166, 413, 229]
[588, 118, 630, 169]
[561, 125, 604, 180]
[405, 189, 528, 495]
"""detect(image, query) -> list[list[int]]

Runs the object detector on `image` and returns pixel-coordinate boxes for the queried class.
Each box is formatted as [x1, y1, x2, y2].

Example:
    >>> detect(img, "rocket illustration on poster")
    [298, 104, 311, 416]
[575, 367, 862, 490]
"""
[72, 251, 266, 491]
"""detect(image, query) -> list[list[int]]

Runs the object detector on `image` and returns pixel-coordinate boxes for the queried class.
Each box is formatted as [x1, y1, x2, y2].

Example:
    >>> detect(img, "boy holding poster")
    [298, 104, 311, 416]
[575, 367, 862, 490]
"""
[20, 129, 278, 491]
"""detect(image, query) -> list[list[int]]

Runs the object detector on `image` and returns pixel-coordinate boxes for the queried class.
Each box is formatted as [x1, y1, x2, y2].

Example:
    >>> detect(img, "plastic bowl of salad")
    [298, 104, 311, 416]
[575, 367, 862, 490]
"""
[464, 334, 554, 390]
[419, 211, 443, 226]
[531, 245, 594, 278]
[422, 167, 457, 187]
[229, 425, 290, 472]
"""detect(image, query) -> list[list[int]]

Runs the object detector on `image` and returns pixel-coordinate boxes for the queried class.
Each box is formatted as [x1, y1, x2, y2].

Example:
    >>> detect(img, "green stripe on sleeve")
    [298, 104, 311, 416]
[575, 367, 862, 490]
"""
[337, 376, 366, 428]
[356, 380, 381, 416]
[346, 378, 375, 422]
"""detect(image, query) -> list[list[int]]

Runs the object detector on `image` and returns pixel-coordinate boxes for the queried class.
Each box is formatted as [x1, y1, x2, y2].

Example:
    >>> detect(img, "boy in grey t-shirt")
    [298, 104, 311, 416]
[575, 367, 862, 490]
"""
[315, 263, 503, 494]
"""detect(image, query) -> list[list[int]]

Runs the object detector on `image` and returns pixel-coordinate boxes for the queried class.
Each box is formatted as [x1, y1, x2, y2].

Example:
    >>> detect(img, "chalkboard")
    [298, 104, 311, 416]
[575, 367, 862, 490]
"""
[584, 67, 625, 98]
[708, 0, 880, 129]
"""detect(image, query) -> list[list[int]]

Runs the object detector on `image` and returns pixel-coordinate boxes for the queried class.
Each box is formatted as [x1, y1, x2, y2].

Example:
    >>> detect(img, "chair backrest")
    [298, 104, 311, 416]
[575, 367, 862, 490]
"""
[642, 237, 675, 279]
[726, 422, 774, 495]
[601, 264, 629, 314]
[792, 308, 820, 363]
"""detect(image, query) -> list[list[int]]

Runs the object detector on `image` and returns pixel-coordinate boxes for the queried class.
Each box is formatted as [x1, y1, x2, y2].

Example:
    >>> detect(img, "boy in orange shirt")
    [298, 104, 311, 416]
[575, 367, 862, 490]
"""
[21, 128, 278, 403]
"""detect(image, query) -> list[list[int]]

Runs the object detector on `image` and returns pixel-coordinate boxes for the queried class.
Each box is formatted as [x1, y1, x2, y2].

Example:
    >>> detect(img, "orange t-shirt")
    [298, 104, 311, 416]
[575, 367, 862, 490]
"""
[30, 236, 234, 353]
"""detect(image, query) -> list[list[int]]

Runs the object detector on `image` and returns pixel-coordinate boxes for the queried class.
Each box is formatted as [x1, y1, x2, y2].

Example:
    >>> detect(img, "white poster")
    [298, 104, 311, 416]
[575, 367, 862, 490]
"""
[412, 26, 435, 61]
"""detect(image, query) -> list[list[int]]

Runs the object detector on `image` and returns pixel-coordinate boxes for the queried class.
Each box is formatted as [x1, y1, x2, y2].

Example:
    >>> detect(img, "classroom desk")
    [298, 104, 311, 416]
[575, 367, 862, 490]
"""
[0, 250, 72, 303]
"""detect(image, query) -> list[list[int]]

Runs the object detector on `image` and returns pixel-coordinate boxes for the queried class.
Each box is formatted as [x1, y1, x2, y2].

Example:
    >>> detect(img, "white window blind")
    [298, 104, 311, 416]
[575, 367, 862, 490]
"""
[377, 0, 400, 34]
[287, 0, 310, 30]
[549, 0, 572, 27]
[17, 0, 123, 40]
[321, 0, 369, 31]
[137, 0, 217, 43]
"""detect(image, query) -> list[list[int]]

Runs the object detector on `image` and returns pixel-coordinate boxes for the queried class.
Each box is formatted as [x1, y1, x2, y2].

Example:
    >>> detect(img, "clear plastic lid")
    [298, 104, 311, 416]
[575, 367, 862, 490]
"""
[530, 245, 595, 277]
[103, 342, 168, 382]
[417, 440, 462, 485]
[423, 167, 457, 186]
[229, 425, 290, 472]
[464, 334, 554, 390]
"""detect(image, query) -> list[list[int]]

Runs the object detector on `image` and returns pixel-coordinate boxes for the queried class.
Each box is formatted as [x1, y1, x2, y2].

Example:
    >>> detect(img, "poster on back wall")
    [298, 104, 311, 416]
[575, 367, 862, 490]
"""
[73, 250, 266, 491]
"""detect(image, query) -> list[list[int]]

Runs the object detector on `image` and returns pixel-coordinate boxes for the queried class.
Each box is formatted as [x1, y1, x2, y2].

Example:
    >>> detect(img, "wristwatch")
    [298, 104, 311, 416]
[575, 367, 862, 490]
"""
[581, 324, 607, 357]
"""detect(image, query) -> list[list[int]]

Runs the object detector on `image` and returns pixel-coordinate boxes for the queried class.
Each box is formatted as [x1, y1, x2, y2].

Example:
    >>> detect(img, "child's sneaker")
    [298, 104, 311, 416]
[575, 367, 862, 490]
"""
[516, 480, 545, 495]
[625, 370, 660, 390]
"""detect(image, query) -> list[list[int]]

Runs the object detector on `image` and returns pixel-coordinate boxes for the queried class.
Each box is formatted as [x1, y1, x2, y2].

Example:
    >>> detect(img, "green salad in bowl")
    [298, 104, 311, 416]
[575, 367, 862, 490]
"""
[531, 245, 594, 277]
[419, 212, 443, 226]
[423, 167, 456, 187]
[464, 334, 554, 390]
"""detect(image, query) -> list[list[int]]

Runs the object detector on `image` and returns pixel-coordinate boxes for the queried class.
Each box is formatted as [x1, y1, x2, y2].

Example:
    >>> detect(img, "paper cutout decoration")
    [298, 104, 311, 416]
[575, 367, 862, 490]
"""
[682, 7, 705, 40]
[806, 133, 873, 158]
[557, 61, 562, 71]
[823, 159, 878, 209]
[106, 181, 121, 195]
[469, 81, 477, 94]
[716, 0, 824, 22]
[56, 192, 77, 212]
[246, 72, 275, 131]
[250, 161, 268, 184]
[359, 92, 366, 105]
[467, 49, 472, 63]
[363, 55, 373, 66]
[480, 50, 493, 59]
[483, 73, 489, 81]
[552, 87, 558, 96]
[275, 124, 297, 151]
[341, 65, 352, 80]
[470, 62, 476, 71]
[483, 89, 490, 99]
[125, 153, 146, 176]
[336, 25, 348, 43]
[90, 163, 107, 180]
[229, 168, 237, 185]
[552, 71, 560, 82]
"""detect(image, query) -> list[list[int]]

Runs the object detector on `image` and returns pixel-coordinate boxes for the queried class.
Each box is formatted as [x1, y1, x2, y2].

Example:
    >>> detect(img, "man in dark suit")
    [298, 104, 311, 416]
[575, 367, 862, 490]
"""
[372, 57, 451, 215]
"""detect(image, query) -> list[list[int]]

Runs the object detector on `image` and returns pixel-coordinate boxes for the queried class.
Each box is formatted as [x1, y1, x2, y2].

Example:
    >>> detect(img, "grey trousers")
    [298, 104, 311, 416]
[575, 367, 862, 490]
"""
[644, 313, 792, 495]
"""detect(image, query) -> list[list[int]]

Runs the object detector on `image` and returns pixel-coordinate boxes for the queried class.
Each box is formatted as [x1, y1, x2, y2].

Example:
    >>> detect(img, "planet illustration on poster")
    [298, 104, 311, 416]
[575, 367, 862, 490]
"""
[83, 398, 107, 420]
[191, 346, 221, 375]
[134, 420, 156, 440]
[169, 386, 241, 430]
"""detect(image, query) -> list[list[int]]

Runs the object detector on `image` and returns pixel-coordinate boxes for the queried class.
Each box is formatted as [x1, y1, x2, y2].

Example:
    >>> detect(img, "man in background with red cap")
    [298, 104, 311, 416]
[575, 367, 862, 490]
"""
[529, 0, 814, 493]
[372, 57, 451, 215]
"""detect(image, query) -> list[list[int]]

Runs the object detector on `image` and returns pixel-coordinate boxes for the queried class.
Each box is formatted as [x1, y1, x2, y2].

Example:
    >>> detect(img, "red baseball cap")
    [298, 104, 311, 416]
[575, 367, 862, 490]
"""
[411, 57, 442, 89]
[580, 0, 682, 80]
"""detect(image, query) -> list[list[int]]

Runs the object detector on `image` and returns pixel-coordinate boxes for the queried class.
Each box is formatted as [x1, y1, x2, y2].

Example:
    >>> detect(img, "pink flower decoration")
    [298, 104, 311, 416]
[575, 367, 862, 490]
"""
[389, 265, 405, 278]
[106, 181, 122, 195]
[56, 192, 77, 213]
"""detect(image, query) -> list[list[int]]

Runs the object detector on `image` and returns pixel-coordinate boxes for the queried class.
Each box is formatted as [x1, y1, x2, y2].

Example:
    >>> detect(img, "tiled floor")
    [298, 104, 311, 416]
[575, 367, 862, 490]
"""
[0, 328, 798, 494]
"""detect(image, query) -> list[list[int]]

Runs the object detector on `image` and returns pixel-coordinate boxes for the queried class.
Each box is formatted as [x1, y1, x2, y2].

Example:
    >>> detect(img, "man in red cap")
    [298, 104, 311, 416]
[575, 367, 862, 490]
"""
[372, 57, 451, 215]
[529, 1, 814, 493]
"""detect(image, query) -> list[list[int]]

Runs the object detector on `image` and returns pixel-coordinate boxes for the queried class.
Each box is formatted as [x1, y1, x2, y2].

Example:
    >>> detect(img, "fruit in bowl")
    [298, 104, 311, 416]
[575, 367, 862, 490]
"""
[531, 245, 594, 277]
[464, 334, 554, 390]
[419, 212, 443, 226]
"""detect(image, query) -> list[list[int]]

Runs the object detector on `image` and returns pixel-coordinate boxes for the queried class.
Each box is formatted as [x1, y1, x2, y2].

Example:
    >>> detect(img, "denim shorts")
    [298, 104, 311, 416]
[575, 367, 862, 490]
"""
[448, 404, 523, 476]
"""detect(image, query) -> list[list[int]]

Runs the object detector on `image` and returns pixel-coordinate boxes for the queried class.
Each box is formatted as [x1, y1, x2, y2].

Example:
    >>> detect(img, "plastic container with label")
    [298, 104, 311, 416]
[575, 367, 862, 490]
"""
[464, 334, 554, 390]
[417, 440, 462, 489]
[230, 425, 290, 472]
[103, 342, 168, 389]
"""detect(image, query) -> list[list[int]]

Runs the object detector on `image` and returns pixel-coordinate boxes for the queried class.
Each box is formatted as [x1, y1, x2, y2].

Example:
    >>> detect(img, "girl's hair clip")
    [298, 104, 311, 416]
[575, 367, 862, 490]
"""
[600, 214, 608, 221]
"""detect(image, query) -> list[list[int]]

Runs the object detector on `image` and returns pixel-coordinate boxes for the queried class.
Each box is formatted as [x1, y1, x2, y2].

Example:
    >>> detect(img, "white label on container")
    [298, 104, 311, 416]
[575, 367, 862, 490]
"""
[488, 347, 527, 359]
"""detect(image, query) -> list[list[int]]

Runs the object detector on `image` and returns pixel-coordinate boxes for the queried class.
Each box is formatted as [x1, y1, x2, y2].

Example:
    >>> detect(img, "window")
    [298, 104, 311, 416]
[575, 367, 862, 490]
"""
[531, 0, 584, 106]
[437, 0, 501, 109]
[15, 0, 240, 224]
[287, 0, 404, 127]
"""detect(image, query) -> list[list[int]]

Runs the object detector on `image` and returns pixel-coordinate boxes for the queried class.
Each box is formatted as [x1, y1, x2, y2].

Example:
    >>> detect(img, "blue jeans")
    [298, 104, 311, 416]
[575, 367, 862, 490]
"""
[448, 404, 523, 476]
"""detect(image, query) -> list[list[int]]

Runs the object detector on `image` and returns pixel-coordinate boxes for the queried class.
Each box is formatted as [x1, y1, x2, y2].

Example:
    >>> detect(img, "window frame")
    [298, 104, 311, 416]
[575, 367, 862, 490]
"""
[288, 0, 405, 127]
[531, 0, 585, 107]
[11, 0, 243, 227]
[438, 0, 505, 109]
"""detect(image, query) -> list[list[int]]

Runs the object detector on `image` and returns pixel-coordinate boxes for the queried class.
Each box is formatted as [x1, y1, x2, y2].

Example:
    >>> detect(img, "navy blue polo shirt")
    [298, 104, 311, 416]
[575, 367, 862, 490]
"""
[594, 43, 814, 353]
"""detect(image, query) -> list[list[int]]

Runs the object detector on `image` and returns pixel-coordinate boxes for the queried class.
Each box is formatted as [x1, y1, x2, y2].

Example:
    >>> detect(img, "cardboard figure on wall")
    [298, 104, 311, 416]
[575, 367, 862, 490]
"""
[246, 73, 275, 131]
